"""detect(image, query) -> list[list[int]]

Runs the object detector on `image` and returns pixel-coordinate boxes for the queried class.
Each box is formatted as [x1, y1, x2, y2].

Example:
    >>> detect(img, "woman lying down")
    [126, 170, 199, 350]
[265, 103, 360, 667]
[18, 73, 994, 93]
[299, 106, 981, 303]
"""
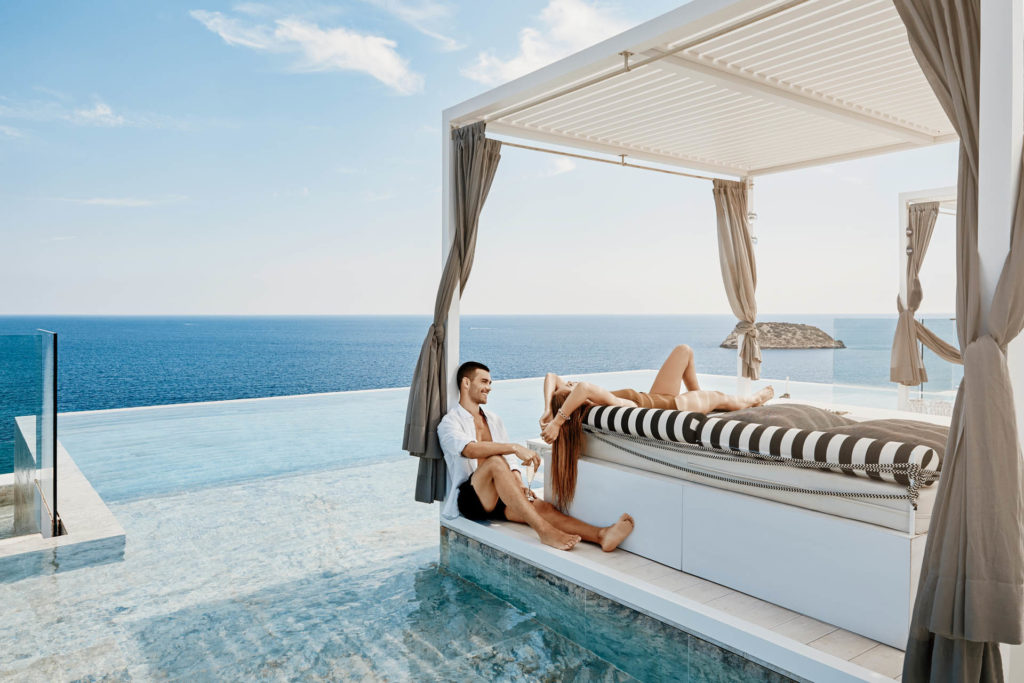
[539, 344, 774, 508]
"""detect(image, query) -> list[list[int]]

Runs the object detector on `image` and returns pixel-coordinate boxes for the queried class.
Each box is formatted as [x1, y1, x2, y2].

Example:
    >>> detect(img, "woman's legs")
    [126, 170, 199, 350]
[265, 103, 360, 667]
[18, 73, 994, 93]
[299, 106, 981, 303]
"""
[674, 386, 774, 412]
[649, 344, 701, 396]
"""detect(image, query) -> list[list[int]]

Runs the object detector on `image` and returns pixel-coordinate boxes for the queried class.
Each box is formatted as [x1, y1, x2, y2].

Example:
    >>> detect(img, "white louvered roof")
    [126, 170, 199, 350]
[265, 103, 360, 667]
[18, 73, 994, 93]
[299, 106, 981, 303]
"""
[446, 0, 956, 177]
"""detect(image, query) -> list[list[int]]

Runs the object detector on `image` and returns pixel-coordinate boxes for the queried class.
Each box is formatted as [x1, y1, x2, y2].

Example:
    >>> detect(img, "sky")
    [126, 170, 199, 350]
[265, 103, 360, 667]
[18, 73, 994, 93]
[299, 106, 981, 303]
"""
[0, 0, 961, 316]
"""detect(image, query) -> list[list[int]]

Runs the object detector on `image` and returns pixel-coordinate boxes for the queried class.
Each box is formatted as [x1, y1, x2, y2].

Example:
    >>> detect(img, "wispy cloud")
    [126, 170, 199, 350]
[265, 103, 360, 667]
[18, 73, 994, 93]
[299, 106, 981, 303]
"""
[543, 157, 576, 176]
[190, 9, 424, 94]
[462, 0, 627, 85]
[72, 102, 126, 127]
[0, 124, 25, 138]
[41, 235, 76, 244]
[271, 186, 312, 198]
[359, 0, 463, 51]
[0, 94, 192, 130]
[363, 189, 395, 202]
[51, 195, 188, 207]
[32, 86, 72, 101]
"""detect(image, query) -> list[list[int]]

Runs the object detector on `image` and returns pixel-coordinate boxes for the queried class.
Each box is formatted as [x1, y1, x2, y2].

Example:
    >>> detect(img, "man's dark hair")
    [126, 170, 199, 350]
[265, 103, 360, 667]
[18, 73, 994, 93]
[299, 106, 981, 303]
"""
[457, 361, 490, 386]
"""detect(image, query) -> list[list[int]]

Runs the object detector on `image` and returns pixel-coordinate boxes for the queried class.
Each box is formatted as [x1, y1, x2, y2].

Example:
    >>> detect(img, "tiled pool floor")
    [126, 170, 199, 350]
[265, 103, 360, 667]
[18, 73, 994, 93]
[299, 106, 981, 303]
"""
[2, 375, 674, 681]
[1, 457, 636, 681]
[0, 371, 916, 681]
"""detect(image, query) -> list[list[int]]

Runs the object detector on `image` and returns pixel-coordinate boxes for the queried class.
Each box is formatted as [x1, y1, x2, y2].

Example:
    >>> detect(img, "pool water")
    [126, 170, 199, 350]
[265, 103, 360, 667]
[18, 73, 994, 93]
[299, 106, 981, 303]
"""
[1, 371, 861, 680]
[1, 456, 636, 680]
[1, 377, 646, 680]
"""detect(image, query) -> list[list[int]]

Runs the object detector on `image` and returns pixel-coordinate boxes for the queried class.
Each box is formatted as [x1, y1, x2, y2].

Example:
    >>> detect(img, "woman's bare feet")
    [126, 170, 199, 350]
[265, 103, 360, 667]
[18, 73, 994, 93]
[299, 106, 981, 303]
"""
[598, 513, 635, 552]
[752, 385, 774, 407]
[539, 526, 581, 551]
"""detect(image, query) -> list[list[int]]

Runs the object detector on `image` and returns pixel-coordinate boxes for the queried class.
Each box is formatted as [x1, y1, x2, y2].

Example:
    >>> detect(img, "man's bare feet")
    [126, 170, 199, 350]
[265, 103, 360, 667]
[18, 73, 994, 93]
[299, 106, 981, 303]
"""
[598, 513, 635, 552]
[539, 527, 581, 551]
[752, 385, 774, 407]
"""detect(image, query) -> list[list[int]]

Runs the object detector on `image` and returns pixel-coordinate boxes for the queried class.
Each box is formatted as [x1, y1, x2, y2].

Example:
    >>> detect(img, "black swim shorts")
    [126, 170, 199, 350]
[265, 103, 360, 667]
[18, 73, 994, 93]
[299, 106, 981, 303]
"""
[457, 473, 507, 521]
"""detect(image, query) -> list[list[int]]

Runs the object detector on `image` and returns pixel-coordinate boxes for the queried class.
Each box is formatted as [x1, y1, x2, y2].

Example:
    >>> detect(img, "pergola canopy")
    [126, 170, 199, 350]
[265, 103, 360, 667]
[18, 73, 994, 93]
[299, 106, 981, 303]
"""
[446, 0, 956, 177]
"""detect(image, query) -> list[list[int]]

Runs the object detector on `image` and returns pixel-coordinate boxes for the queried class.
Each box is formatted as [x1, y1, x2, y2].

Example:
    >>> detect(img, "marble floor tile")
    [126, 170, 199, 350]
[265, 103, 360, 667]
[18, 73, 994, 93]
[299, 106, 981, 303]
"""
[628, 559, 678, 582]
[809, 628, 879, 661]
[648, 569, 703, 593]
[850, 644, 905, 679]
[705, 592, 801, 629]
[770, 614, 838, 644]
[673, 576, 734, 604]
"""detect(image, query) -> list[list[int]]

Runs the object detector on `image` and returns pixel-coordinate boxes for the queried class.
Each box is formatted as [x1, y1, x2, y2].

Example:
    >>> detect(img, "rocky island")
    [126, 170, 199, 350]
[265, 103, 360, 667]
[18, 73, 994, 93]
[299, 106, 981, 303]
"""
[720, 322, 845, 349]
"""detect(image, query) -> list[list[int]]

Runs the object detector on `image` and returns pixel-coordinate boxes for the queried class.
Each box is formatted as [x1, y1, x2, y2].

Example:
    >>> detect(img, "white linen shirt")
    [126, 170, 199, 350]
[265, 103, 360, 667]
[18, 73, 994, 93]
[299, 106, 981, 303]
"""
[437, 403, 509, 520]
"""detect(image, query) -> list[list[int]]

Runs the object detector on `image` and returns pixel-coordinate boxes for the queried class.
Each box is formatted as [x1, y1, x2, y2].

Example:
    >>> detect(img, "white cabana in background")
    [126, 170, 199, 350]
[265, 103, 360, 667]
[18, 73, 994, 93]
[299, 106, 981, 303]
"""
[404, 0, 1024, 680]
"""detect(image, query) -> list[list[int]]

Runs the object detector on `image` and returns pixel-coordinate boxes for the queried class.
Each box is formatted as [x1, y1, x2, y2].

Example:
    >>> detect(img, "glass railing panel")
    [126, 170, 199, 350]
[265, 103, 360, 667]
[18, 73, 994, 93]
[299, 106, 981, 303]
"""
[38, 331, 57, 536]
[831, 317, 899, 410]
[2, 333, 44, 536]
[0, 331, 58, 538]
[913, 317, 960, 416]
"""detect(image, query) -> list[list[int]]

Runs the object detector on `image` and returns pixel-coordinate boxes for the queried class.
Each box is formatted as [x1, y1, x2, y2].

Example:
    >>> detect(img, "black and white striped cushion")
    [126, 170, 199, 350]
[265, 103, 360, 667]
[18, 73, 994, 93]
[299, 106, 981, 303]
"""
[697, 416, 939, 486]
[585, 405, 705, 444]
[583, 406, 939, 486]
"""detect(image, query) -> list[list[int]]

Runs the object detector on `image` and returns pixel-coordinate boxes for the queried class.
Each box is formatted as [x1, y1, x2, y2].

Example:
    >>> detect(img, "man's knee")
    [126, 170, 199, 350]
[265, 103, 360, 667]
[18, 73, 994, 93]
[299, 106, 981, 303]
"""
[478, 455, 510, 474]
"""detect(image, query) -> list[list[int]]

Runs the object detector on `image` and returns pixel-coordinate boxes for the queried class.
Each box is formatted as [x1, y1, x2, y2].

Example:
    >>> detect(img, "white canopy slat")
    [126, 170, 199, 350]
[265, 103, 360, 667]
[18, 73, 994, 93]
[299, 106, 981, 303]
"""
[447, 0, 955, 177]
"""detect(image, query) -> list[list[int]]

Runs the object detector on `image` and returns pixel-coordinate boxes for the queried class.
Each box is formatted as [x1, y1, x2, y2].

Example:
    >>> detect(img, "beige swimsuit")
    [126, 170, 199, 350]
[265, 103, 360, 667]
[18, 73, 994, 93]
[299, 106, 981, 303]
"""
[610, 388, 679, 411]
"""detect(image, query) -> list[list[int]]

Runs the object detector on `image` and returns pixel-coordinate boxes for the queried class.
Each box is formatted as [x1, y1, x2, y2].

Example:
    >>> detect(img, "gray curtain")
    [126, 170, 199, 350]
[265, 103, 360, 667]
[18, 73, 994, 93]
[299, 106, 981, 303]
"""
[403, 122, 501, 503]
[713, 179, 761, 380]
[891, 201, 963, 386]
[895, 1, 1024, 680]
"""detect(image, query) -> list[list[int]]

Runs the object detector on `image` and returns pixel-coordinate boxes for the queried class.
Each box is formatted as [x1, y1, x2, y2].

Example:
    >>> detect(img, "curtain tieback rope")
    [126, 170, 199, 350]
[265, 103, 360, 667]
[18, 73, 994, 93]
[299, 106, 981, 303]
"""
[735, 321, 759, 338]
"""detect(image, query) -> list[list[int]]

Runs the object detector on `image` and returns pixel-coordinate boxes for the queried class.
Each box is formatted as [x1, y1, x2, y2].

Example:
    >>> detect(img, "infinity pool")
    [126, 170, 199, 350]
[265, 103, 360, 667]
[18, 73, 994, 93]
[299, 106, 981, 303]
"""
[0, 371, 881, 680]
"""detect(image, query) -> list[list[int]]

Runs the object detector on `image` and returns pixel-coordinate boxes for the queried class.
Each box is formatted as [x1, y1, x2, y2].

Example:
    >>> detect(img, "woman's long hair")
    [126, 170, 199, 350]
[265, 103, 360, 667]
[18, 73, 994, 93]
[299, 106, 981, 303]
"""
[549, 391, 586, 511]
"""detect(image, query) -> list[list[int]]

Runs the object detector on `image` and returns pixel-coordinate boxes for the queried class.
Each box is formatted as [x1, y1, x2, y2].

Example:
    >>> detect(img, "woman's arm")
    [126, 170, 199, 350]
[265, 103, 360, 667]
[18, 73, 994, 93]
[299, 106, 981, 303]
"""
[564, 382, 634, 413]
[540, 372, 560, 425]
[540, 382, 635, 443]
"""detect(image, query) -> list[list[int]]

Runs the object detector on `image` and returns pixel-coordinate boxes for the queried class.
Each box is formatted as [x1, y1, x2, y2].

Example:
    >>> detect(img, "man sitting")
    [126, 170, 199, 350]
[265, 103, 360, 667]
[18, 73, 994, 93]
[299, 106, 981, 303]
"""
[437, 361, 634, 552]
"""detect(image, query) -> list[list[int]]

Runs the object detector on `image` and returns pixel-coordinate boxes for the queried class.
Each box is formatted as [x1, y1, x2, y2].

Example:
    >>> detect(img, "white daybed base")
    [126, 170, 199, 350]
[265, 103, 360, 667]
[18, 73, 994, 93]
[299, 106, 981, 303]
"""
[537, 446, 924, 650]
[584, 430, 935, 534]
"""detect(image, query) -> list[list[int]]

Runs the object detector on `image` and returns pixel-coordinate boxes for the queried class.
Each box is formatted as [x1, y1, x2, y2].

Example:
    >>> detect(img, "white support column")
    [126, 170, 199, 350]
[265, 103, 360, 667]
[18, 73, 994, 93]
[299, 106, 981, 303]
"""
[442, 117, 460, 410]
[978, 0, 1024, 448]
[977, 1, 1024, 677]
[897, 194, 911, 411]
[737, 176, 754, 396]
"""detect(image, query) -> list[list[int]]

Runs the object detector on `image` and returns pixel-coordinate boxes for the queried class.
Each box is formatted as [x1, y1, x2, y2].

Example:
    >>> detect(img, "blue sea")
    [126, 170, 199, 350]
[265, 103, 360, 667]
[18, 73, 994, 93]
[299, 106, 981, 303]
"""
[0, 314, 958, 473]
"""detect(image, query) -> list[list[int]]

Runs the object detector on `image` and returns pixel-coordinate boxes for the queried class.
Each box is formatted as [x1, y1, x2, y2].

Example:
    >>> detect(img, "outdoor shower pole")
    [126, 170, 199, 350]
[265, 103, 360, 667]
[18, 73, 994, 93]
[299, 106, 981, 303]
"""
[897, 193, 911, 411]
[737, 176, 754, 397]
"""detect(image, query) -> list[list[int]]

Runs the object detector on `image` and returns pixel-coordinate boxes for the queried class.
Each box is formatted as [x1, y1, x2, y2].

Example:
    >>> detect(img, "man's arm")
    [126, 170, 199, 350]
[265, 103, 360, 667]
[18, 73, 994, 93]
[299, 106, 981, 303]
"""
[463, 441, 539, 469]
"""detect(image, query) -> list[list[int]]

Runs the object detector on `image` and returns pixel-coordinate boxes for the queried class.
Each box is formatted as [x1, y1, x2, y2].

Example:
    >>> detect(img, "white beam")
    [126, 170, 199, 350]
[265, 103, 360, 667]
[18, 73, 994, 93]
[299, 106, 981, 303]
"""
[737, 176, 754, 396]
[486, 121, 746, 178]
[442, 115, 459, 410]
[646, 50, 939, 146]
[977, 3, 1024, 673]
[749, 136, 957, 177]
[446, 0, 776, 127]
[978, 0, 1024, 321]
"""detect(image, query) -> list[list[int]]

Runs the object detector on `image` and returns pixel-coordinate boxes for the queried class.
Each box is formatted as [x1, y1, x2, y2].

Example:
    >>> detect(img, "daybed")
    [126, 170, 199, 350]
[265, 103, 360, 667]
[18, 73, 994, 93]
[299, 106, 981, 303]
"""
[533, 402, 947, 649]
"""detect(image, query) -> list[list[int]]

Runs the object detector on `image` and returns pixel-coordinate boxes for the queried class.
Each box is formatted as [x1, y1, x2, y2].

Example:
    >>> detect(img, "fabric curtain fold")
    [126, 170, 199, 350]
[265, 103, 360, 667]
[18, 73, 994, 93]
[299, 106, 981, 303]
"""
[403, 121, 501, 503]
[891, 202, 964, 384]
[915, 320, 963, 364]
[895, 0, 1024, 679]
[712, 179, 761, 380]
